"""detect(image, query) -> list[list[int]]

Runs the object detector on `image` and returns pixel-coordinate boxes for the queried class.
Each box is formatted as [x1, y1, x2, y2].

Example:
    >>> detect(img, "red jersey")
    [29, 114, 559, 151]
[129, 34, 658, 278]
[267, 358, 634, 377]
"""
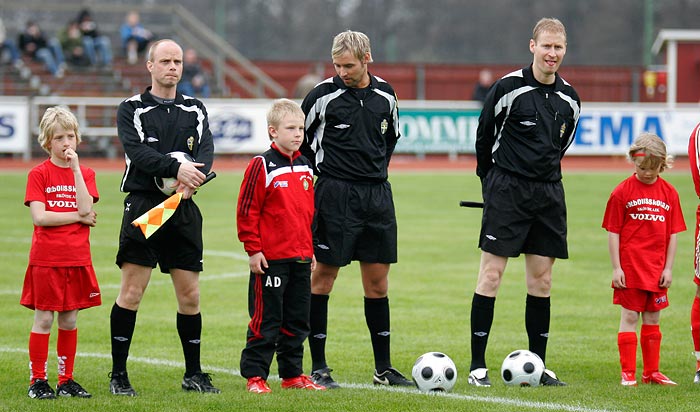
[24, 159, 99, 266]
[690, 123, 700, 198]
[688, 123, 700, 280]
[237, 143, 314, 262]
[602, 174, 686, 292]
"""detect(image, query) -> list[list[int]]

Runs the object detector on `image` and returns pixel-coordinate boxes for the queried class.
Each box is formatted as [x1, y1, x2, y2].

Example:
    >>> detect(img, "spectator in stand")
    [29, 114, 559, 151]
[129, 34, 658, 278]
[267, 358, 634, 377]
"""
[120, 11, 153, 65]
[18, 21, 66, 78]
[59, 21, 91, 68]
[178, 48, 211, 98]
[0, 17, 22, 69]
[472, 68, 493, 104]
[76, 9, 113, 69]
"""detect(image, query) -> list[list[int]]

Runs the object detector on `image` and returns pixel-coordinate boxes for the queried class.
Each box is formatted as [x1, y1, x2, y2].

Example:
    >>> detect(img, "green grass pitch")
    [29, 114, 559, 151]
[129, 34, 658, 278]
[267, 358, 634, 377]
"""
[0, 167, 697, 412]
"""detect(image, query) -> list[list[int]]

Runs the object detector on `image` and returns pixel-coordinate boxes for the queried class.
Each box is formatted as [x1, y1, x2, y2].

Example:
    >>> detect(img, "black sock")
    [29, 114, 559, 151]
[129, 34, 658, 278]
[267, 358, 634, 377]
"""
[525, 294, 550, 364]
[470, 293, 495, 370]
[365, 296, 391, 372]
[177, 312, 202, 377]
[110, 303, 137, 373]
[309, 294, 329, 371]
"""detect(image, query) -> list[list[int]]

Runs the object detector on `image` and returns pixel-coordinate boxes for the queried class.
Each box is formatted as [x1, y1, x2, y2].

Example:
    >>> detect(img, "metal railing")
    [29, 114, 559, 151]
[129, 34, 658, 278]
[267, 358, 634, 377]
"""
[171, 5, 286, 98]
[29, 96, 121, 159]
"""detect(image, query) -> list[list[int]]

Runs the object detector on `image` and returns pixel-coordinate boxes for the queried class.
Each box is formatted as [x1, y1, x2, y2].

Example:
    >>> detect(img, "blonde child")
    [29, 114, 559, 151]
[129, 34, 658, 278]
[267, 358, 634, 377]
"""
[236, 99, 323, 393]
[21, 106, 100, 399]
[602, 132, 685, 386]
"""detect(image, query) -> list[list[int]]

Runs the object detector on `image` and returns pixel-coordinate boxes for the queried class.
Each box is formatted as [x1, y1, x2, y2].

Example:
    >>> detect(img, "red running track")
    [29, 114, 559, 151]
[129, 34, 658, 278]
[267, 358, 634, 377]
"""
[0, 154, 689, 172]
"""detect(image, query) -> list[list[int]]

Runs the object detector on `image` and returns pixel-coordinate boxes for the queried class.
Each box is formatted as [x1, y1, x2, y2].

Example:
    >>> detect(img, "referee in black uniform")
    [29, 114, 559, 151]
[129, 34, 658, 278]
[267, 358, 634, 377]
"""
[108, 39, 219, 395]
[468, 18, 581, 387]
[300, 30, 413, 388]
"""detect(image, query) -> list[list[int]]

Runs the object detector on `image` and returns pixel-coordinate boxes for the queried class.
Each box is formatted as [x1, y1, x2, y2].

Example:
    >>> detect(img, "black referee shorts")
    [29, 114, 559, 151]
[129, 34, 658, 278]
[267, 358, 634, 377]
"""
[479, 168, 568, 259]
[116, 192, 204, 273]
[313, 177, 397, 266]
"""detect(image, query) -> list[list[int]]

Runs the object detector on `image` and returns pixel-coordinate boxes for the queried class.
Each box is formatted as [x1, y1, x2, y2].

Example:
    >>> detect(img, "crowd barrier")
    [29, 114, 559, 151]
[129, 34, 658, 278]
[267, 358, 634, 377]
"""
[1, 96, 697, 160]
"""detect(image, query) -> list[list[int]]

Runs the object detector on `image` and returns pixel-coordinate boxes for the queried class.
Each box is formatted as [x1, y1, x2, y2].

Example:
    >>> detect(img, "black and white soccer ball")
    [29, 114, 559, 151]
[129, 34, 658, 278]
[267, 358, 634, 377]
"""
[411, 352, 458, 392]
[154, 151, 194, 195]
[500, 349, 544, 387]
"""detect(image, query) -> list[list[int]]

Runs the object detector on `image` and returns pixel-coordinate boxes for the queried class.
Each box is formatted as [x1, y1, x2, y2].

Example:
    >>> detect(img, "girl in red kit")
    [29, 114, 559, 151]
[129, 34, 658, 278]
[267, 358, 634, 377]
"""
[688, 123, 700, 383]
[603, 132, 685, 387]
[21, 106, 100, 399]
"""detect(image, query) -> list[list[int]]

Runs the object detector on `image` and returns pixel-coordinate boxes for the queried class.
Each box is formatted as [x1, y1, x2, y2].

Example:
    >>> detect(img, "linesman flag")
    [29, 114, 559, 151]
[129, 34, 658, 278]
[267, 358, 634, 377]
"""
[130, 172, 216, 239]
[131, 192, 183, 238]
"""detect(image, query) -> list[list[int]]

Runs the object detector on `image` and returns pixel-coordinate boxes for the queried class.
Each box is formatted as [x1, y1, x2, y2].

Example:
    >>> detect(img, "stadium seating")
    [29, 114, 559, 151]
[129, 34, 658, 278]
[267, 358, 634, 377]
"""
[0, 62, 34, 95]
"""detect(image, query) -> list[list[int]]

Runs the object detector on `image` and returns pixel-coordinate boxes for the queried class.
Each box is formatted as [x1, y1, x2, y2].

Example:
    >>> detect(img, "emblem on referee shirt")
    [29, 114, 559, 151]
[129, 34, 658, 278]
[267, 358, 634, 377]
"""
[380, 119, 388, 135]
[559, 123, 566, 138]
[187, 136, 194, 151]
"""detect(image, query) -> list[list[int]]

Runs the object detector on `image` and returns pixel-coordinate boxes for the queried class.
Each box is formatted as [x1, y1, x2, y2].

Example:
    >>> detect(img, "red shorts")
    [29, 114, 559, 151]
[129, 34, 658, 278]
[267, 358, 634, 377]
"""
[613, 288, 669, 312]
[694, 206, 700, 286]
[20, 265, 101, 311]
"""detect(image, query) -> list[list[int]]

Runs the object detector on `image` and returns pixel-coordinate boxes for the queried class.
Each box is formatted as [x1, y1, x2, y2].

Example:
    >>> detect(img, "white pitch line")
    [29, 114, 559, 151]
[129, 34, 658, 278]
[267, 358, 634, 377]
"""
[0, 346, 239, 376]
[0, 236, 249, 262]
[97, 272, 248, 290]
[0, 237, 31, 244]
[0, 244, 248, 296]
[0, 346, 617, 412]
[336, 383, 617, 412]
[0, 272, 247, 296]
[203, 249, 249, 260]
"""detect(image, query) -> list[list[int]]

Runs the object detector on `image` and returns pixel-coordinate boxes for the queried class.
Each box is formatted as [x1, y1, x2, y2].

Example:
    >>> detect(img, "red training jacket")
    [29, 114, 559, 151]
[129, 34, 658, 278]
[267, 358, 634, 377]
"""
[237, 143, 314, 262]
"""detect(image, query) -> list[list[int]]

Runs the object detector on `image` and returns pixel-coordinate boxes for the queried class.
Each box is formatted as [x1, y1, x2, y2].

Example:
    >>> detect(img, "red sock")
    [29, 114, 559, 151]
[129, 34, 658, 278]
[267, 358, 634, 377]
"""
[28, 332, 50, 384]
[641, 324, 661, 376]
[691, 297, 700, 366]
[617, 331, 637, 374]
[57, 328, 77, 385]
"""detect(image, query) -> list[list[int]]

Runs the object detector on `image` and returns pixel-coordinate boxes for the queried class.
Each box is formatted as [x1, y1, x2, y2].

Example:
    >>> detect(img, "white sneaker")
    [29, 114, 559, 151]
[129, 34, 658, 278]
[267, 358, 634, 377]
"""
[468, 368, 491, 387]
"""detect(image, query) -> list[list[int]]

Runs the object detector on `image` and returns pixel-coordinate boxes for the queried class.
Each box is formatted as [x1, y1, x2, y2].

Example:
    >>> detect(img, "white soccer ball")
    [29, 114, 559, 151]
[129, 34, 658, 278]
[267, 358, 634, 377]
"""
[154, 151, 195, 195]
[411, 352, 458, 392]
[500, 349, 544, 387]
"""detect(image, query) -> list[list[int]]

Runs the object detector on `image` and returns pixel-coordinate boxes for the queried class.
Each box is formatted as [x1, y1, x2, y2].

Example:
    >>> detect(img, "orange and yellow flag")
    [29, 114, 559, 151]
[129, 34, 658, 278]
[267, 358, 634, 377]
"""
[131, 192, 182, 238]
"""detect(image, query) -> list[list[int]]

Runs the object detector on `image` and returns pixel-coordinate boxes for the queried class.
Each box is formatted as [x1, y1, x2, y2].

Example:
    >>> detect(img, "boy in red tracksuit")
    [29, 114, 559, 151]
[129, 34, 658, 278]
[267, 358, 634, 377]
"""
[236, 98, 324, 393]
[603, 132, 685, 387]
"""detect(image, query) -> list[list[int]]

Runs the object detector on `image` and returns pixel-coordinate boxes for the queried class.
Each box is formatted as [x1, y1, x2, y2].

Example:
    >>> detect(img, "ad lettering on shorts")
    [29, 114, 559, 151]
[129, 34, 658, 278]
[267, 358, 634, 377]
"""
[265, 276, 281, 288]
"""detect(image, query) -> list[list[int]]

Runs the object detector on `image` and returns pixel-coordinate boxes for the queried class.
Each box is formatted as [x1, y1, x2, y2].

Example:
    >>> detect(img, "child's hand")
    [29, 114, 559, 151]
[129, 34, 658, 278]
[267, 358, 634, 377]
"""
[249, 252, 268, 275]
[64, 147, 80, 171]
[311, 255, 316, 272]
[79, 209, 97, 227]
[612, 268, 626, 288]
[659, 268, 673, 288]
